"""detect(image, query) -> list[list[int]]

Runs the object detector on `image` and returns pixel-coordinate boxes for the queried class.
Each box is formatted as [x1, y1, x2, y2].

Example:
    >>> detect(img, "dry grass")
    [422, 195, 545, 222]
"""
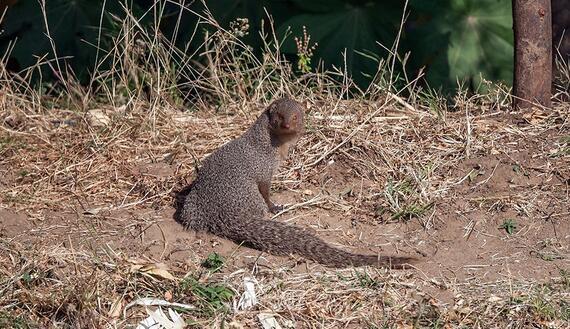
[1, 1, 569, 328]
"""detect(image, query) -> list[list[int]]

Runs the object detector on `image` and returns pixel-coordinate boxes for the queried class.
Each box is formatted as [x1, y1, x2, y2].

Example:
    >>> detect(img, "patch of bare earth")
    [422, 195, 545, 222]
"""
[1, 100, 568, 327]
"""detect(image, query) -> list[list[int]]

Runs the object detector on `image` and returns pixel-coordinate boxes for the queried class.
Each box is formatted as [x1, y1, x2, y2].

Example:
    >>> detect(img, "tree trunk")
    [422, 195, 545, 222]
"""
[512, 0, 552, 109]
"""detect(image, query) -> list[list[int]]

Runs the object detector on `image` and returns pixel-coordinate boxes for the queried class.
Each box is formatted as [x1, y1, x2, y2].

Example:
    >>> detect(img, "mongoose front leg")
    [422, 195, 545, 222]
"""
[258, 181, 283, 214]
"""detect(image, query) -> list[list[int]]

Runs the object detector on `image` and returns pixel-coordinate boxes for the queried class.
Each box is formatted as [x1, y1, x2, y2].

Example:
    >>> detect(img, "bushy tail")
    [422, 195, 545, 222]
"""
[221, 218, 416, 269]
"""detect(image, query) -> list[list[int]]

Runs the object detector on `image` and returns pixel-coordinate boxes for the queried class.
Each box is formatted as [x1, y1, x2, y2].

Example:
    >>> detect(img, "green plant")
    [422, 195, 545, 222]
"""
[560, 269, 570, 288]
[412, 296, 444, 328]
[1, 0, 516, 91]
[277, 0, 402, 87]
[550, 136, 570, 157]
[1, 0, 128, 82]
[408, 0, 513, 91]
[179, 276, 234, 315]
[0, 137, 14, 151]
[294, 26, 318, 73]
[500, 219, 517, 235]
[530, 294, 557, 320]
[0, 136, 27, 154]
[420, 87, 447, 119]
[0, 312, 35, 329]
[354, 270, 380, 289]
[511, 164, 530, 178]
[391, 202, 434, 221]
[201, 252, 225, 272]
[561, 300, 570, 321]
[382, 178, 433, 222]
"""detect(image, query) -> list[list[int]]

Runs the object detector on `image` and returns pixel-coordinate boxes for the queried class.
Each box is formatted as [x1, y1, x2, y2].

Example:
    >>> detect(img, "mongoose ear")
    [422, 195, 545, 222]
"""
[267, 103, 277, 115]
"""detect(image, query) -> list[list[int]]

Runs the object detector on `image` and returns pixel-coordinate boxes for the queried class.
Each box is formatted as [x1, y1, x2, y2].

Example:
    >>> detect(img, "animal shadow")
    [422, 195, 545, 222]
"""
[171, 182, 193, 225]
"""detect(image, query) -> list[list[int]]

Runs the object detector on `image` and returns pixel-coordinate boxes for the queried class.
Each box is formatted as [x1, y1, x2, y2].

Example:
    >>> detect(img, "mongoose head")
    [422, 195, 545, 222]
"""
[267, 98, 305, 137]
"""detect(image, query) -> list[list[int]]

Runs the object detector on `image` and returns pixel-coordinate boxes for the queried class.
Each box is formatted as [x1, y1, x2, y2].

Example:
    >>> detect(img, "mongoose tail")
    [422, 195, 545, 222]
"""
[226, 218, 416, 269]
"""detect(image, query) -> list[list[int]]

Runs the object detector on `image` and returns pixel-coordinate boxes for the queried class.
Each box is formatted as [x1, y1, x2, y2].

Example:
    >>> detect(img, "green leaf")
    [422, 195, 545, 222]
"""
[500, 219, 517, 235]
[407, 0, 513, 90]
[201, 252, 225, 272]
[1, 0, 129, 80]
[277, 1, 402, 86]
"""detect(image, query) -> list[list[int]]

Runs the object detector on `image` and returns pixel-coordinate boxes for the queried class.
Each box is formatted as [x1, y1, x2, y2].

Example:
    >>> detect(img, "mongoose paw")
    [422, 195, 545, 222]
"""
[269, 204, 284, 214]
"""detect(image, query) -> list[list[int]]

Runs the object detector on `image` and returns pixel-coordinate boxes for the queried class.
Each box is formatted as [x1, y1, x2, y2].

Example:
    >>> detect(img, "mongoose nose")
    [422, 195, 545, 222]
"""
[282, 123, 290, 129]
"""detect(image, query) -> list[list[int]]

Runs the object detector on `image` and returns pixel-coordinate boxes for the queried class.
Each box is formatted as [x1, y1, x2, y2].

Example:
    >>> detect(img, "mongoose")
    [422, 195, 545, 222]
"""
[179, 98, 415, 268]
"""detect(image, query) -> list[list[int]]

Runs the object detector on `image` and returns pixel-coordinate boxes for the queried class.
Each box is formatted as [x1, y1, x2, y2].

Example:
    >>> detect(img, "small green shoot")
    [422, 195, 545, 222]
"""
[532, 250, 564, 261]
[21, 272, 32, 284]
[512, 164, 529, 177]
[0, 136, 26, 152]
[0, 137, 14, 151]
[383, 177, 434, 222]
[294, 26, 318, 73]
[530, 294, 556, 320]
[500, 219, 517, 235]
[0, 312, 35, 329]
[201, 252, 225, 272]
[179, 276, 234, 315]
[390, 202, 434, 221]
[420, 87, 447, 119]
[512, 164, 521, 174]
[374, 205, 388, 217]
[549, 136, 570, 157]
[354, 270, 379, 289]
[561, 300, 570, 321]
[559, 136, 570, 155]
[560, 269, 570, 288]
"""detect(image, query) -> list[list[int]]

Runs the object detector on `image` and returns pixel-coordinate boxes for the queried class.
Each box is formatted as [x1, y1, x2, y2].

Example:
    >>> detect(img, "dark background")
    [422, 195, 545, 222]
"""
[0, 0, 568, 92]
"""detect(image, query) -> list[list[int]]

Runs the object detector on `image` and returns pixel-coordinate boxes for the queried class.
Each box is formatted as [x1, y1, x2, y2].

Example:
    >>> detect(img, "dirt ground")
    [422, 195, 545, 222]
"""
[0, 102, 568, 327]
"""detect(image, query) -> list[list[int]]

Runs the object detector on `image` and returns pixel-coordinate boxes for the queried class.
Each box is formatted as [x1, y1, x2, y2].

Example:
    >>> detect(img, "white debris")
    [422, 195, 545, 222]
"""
[235, 277, 258, 310]
[136, 307, 185, 329]
[87, 109, 111, 127]
[124, 297, 194, 329]
[257, 313, 282, 329]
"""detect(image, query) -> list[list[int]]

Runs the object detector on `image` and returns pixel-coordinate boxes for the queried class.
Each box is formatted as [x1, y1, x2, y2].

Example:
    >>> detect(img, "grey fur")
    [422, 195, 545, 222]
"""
[179, 98, 415, 268]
